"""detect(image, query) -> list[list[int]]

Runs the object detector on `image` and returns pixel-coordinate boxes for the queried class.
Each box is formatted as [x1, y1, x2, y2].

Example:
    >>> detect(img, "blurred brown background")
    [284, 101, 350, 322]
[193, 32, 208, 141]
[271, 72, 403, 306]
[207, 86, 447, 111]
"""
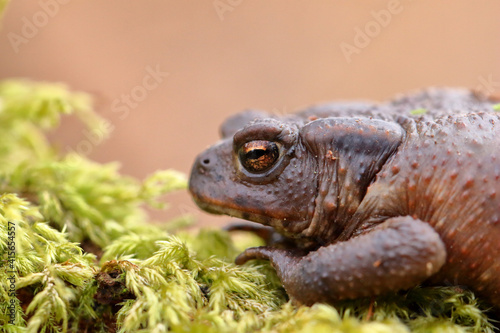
[0, 1, 499, 227]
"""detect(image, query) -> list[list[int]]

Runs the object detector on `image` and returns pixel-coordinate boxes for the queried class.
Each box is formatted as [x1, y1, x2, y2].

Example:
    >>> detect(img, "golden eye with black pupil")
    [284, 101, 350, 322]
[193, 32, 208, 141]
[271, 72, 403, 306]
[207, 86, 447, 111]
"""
[239, 140, 279, 173]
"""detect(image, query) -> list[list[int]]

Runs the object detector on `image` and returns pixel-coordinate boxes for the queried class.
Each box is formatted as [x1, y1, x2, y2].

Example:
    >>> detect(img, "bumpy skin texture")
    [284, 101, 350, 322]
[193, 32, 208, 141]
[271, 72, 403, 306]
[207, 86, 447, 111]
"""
[189, 88, 500, 308]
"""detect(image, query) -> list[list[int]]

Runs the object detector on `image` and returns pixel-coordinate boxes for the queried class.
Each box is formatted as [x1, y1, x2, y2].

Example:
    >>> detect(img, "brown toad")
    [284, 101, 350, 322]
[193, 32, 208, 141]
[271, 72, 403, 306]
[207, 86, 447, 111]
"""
[189, 88, 500, 309]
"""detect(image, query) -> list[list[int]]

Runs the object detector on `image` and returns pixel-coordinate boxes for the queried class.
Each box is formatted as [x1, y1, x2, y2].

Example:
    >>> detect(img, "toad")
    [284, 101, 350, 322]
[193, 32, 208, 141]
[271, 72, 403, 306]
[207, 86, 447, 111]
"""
[189, 88, 500, 309]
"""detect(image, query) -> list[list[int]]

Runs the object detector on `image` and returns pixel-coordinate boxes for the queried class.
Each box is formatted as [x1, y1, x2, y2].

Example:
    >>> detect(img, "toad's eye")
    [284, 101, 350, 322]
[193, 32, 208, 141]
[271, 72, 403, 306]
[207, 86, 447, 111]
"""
[238, 140, 279, 173]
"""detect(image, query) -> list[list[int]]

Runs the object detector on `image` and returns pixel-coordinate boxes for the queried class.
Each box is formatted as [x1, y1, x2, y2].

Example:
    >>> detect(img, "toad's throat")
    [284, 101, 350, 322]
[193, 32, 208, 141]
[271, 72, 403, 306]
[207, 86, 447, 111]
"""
[191, 194, 311, 237]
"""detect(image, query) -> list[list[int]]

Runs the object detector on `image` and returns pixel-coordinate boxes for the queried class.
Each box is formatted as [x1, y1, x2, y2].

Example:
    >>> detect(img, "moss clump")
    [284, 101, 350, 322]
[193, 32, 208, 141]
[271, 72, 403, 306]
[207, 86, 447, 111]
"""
[0, 0, 9, 19]
[0, 80, 496, 332]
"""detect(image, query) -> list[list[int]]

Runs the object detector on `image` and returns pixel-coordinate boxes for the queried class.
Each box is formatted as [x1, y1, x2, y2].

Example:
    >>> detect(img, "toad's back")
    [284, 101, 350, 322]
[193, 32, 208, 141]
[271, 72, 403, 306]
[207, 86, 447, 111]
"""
[363, 112, 500, 304]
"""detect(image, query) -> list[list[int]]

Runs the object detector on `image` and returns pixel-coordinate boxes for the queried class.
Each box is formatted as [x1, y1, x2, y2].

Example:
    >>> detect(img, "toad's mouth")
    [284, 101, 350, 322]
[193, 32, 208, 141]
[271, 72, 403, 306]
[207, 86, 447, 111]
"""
[191, 192, 312, 237]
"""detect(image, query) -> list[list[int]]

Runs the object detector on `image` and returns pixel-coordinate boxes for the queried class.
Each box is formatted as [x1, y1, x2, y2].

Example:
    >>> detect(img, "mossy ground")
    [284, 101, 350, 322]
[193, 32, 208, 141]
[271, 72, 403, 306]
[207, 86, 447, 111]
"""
[0, 81, 497, 333]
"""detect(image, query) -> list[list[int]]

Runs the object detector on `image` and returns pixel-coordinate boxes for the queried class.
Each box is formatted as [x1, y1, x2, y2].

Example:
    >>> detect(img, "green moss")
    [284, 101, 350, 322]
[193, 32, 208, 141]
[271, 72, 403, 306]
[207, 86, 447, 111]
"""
[0, 0, 9, 19]
[0, 79, 496, 332]
[409, 108, 428, 116]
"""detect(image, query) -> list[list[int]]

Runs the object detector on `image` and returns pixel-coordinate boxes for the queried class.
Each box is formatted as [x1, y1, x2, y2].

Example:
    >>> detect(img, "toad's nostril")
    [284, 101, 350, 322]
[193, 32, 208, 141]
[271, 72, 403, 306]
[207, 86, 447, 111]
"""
[202, 158, 210, 165]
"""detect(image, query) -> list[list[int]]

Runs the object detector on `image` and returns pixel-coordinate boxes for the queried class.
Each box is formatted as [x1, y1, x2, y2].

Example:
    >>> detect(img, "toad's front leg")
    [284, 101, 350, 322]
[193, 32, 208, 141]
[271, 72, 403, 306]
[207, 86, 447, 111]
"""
[235, 216, 447, 305]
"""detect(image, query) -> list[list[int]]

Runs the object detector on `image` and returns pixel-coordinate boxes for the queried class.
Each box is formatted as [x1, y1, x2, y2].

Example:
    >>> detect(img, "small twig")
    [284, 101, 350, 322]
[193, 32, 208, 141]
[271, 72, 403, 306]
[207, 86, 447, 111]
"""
[365, 297, 375, 321]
